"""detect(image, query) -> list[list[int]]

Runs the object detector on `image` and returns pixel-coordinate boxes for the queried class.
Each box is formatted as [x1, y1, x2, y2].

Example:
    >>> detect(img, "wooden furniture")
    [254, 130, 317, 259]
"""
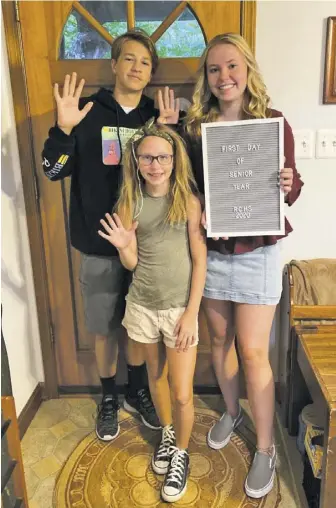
[323, 16, 336, 104]
[1, 398, 29, 508]
[278, 260, 336, 428]
[1, 331, 29, 507]
[289, 326, 336, 508]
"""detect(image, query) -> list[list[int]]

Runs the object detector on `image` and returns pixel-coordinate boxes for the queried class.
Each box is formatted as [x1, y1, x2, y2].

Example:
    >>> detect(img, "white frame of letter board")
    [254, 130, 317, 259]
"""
[201, 117, 285, 238]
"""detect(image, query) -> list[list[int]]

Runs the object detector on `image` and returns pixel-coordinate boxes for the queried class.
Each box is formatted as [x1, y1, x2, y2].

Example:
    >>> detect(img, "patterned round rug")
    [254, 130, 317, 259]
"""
[54, 406, 293, 507]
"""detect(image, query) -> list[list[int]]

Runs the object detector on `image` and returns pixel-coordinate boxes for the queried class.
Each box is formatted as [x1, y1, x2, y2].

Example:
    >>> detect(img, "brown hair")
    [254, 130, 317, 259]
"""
[111, 29, 159, 74]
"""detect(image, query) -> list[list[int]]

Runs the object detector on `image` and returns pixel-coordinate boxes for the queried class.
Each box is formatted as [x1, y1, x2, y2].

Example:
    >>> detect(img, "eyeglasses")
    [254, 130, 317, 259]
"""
[138, 154, 173, 166]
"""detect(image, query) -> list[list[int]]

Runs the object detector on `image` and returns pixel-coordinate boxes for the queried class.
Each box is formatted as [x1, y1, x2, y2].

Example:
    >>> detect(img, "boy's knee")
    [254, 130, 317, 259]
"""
[211, 332, 234, 348]
[147, 367, 167, 384]
[95, 334, 112, 344]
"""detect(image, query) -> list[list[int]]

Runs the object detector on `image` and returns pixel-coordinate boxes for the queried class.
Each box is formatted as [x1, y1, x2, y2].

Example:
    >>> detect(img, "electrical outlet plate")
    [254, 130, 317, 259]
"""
[316, 130, 336, 159]
[293, 130, 314, 159]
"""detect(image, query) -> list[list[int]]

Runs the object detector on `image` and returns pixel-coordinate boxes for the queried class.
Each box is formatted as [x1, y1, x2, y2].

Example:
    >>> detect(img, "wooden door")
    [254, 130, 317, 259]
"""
[18, 0, 255, 393]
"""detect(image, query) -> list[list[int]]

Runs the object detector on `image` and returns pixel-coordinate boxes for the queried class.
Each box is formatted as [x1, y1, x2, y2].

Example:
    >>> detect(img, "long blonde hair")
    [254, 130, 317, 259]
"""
[116, 123, 197, 227]
[185, 33, 271, 137]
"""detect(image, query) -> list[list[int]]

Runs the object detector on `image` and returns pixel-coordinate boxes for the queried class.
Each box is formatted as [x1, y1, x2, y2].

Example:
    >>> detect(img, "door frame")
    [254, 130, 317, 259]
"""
[2, 0, 256, 399]
[2, 0, 58, 398]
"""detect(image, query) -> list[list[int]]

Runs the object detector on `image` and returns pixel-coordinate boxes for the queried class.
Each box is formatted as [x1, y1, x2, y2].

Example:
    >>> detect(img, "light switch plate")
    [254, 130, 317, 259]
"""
[293, 130, 314, 159]
[316, 130, 336, 158]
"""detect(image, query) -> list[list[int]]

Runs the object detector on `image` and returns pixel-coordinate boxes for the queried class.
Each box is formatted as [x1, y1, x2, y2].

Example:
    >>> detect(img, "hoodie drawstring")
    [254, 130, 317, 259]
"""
[116, 104, 122, 165]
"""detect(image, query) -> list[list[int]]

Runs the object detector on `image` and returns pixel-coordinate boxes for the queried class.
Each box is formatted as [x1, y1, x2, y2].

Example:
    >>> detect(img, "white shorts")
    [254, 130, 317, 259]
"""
[122, 302, 199, 348]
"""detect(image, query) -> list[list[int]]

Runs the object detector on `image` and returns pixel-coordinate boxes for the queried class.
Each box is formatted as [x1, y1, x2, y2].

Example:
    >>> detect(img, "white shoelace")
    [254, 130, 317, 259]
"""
[156, 426, 175, 460]
[165, 447, 188, 486]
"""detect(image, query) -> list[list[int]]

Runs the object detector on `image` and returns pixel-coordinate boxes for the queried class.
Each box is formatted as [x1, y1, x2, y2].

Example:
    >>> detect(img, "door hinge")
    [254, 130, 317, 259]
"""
[33, 172, 40, 202]
[14, 0, 20, 23]
[50, 322, 55, 345]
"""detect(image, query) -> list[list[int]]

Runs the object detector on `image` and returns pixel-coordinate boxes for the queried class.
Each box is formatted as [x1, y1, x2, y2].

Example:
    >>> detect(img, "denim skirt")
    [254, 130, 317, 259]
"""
[204, 243, 282, 305]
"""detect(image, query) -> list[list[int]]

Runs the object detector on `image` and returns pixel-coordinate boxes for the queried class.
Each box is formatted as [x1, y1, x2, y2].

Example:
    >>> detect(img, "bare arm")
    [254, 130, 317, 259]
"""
[186, 195, 207, 315]
[117, 241, 138, 271]
[174, 195, 207, 352]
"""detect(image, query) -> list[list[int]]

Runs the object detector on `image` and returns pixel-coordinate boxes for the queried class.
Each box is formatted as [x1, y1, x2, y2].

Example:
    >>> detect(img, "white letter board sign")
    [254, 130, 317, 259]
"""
[201, 117, 285, 238]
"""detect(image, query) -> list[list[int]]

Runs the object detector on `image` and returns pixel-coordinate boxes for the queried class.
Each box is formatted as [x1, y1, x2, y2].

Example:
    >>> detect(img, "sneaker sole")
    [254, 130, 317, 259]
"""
[95, 424, 120, 442]
[151, 457, 169, 475]
[161, 483, 187, 503]
[207, 414, 243, 450]
[244, 468, 275, 498]
[123, 400, 161, 430]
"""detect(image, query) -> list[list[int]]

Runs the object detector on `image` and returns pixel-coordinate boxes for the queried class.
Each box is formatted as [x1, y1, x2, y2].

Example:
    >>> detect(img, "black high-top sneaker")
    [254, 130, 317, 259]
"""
[152, 425, 175, 474]
[161, 447, 189, 503]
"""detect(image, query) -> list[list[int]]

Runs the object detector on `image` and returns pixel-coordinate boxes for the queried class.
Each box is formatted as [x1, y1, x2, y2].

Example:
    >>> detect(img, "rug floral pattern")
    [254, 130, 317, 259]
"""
[54, 405, 290, 508]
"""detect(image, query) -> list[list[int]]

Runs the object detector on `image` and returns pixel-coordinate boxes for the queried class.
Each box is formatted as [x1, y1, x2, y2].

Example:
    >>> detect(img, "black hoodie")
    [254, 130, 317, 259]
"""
[42, 88, 159, 256]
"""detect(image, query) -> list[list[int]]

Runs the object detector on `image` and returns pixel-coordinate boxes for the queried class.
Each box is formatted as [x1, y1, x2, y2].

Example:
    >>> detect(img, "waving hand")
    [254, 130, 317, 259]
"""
[98, 213, 138, 250]
[54, 72, 93, 134]
[157, 86, 180, 125]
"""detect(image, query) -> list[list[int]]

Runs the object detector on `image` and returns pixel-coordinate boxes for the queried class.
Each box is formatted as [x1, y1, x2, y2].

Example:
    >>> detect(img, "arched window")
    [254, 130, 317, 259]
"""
[60, 1, 206, 60]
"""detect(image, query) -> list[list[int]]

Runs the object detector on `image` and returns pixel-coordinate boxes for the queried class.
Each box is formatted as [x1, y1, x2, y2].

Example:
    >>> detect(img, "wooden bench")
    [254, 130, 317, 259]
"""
[289, 325, 336, 508]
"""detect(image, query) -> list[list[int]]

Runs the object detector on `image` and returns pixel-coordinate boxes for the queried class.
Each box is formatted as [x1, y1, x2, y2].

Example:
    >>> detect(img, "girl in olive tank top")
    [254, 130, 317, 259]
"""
[99, 121, 206, 503]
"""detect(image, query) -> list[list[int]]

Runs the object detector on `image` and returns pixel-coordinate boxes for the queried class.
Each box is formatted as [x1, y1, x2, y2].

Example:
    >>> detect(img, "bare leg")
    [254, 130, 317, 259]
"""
[166, 345, 197, 449]
[235, 303, 276, 449]
[95, 331, 146, 379]
[95, 334, 118, 378]
[202, 298, 239, 417]
[125, 334, 146, 366]
[143, 342, 172, 427]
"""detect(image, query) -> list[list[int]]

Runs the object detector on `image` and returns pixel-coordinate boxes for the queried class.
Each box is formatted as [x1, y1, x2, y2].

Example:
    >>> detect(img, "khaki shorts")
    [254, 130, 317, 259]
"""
[122, 301, 199, 349]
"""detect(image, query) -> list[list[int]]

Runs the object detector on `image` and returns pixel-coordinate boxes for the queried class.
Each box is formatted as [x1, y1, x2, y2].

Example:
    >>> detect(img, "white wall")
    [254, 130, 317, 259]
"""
[256, 0, 336, 263]
[256, 0, 336, 375]
[1, 19, 44, 415]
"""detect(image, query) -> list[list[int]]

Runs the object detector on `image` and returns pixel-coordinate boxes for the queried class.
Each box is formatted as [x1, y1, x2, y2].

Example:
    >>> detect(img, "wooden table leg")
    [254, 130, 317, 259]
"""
[320, 407, 336, 508]
[287, 328, 312, 435]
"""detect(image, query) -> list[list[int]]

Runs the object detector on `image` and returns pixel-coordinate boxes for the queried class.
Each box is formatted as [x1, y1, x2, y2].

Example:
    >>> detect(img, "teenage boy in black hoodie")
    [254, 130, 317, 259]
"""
[42, 29, 179, 441]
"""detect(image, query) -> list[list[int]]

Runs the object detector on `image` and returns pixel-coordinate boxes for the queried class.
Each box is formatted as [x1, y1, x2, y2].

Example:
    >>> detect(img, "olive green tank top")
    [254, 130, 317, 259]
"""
[127, 192, 192, 310]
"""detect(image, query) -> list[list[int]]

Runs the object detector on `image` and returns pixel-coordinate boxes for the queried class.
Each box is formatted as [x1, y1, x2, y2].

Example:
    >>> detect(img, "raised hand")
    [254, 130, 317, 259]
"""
[98, 213, 138, 250]
[157, 86, 180, 125]
[54, 72, 93, 135]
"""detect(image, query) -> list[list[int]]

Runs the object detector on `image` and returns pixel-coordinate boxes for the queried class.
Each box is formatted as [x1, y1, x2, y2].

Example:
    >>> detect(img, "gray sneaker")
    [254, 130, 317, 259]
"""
[207, 406, 243, 450]
[245, 445, 276, 498]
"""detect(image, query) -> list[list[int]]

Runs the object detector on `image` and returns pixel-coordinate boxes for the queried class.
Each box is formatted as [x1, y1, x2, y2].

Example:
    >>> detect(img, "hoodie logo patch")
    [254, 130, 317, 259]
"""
[102, 126, 138, 165]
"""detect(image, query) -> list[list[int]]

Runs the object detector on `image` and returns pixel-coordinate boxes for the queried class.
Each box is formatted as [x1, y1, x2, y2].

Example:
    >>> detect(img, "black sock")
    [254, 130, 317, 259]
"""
[127, 363, 146, 397]
[100, 375, 117, 398]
